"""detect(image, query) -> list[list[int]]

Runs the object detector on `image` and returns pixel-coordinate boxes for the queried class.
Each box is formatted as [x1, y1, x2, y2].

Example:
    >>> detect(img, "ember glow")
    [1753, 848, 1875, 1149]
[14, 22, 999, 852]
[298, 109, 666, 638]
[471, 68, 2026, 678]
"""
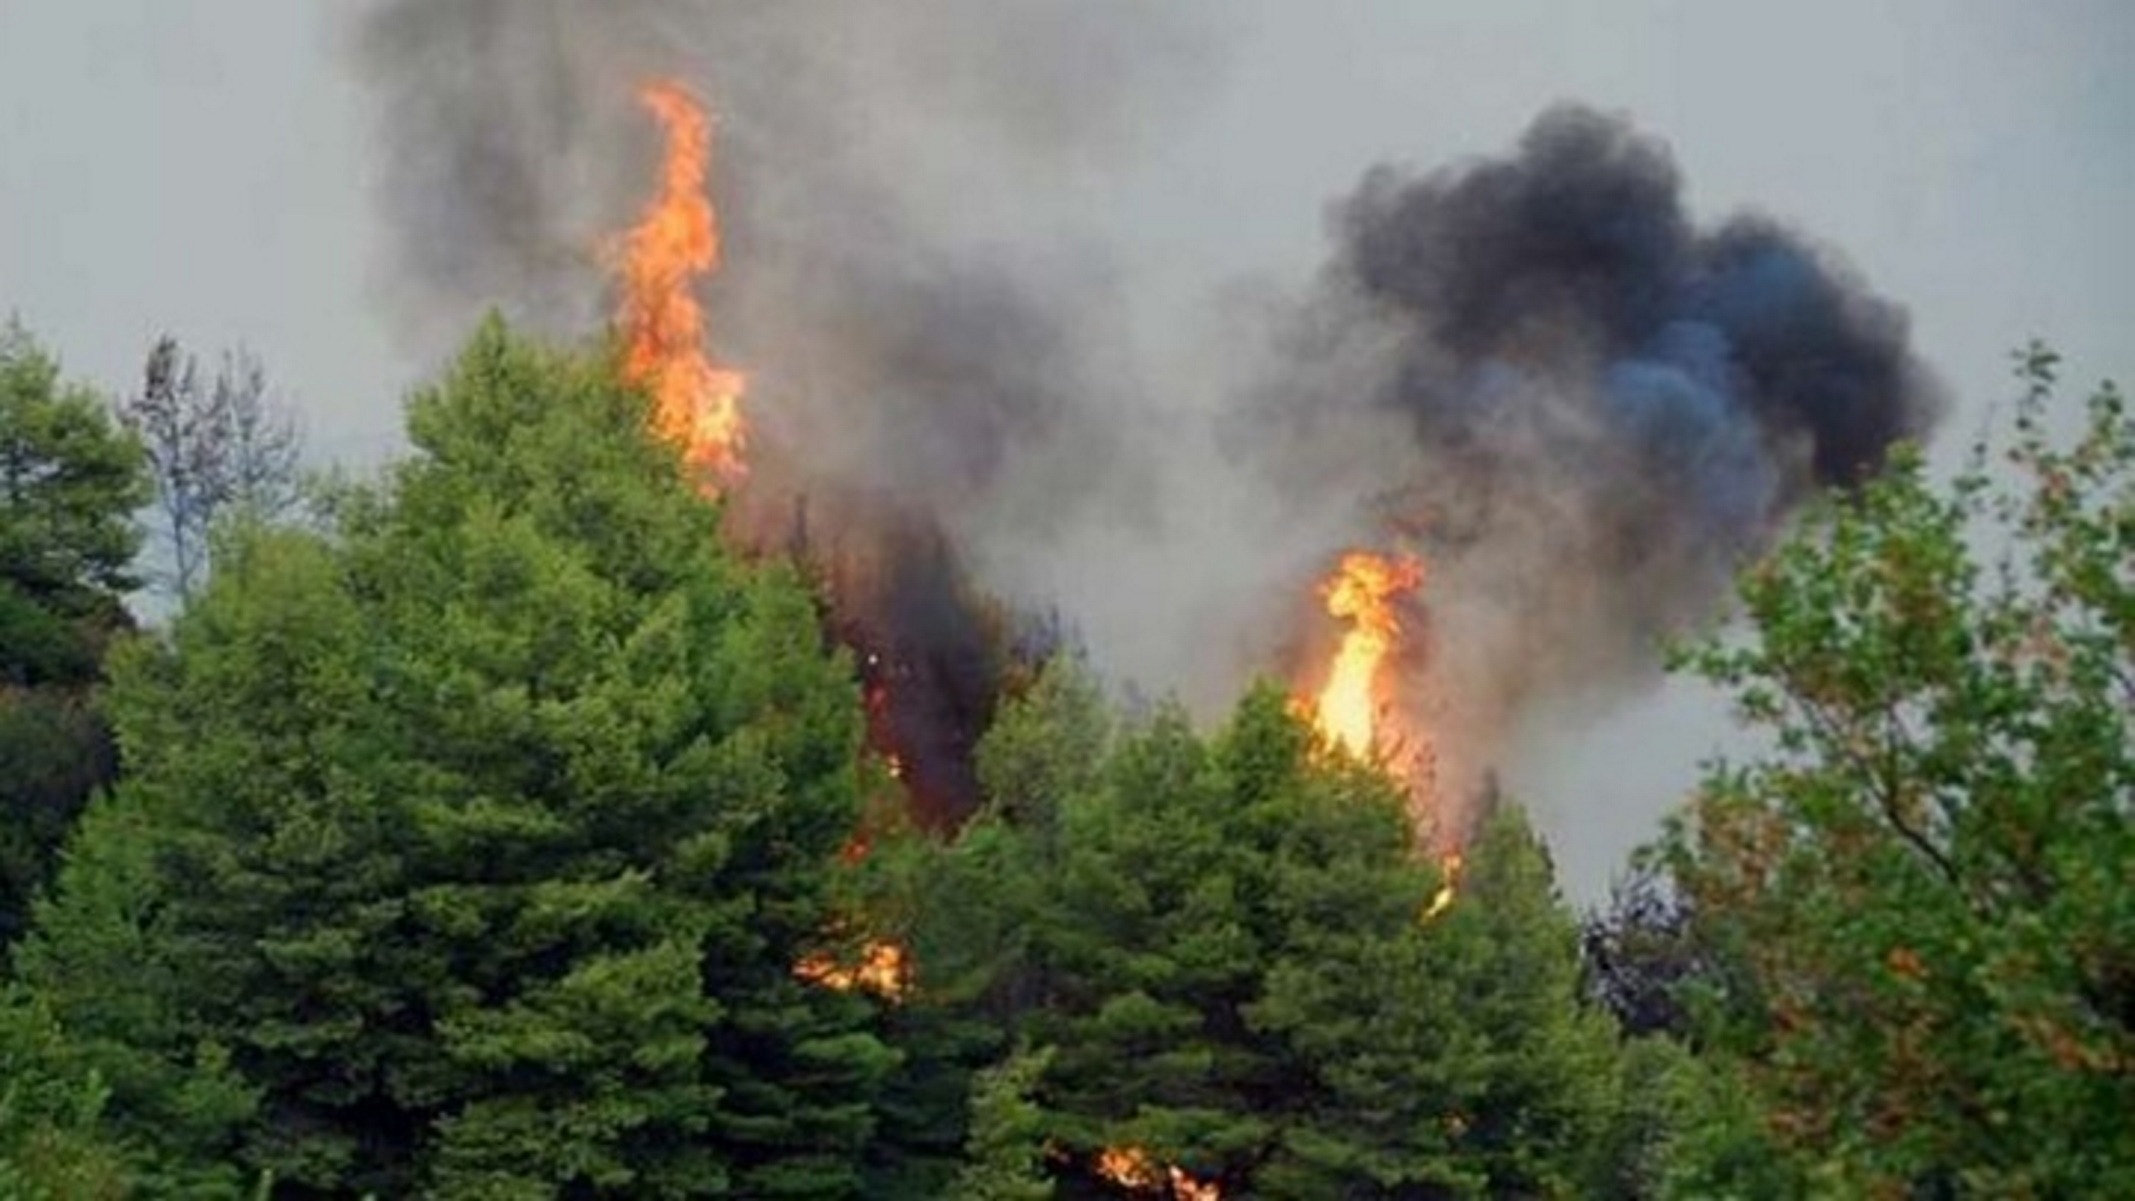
[795, 940, 908, 999]
[1425, 852, 1462, 922]
[616, 80, 747, 489]
[1312, 550, 1423, 760]
[1093, 1146, 1221, 1199]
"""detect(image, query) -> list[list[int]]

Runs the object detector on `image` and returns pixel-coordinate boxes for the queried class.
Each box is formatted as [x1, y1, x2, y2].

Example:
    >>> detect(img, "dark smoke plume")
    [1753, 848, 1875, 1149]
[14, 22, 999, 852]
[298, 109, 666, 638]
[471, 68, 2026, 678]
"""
[349, 2, 1945, 844]
[1256, 104, 1944, 820]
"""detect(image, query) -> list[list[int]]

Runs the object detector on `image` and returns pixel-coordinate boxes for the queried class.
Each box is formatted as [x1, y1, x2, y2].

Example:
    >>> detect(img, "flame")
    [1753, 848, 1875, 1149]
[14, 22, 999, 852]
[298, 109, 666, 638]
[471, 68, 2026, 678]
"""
[1298, 551, 1466, 908]
[1094, 1147, 1161, 1192]
[795, 941, 908, 999]
[797, 835, 908, 999]
[1424, 852, 1462, 921]
[1094, 1147, 1221, 1199]
[616, 79, 748, 489]
[1311, 551, 1423, 759]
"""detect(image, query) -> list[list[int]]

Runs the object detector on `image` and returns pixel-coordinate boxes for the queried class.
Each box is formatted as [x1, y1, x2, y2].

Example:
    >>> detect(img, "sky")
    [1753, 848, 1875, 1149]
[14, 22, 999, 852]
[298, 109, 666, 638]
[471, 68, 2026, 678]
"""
[2, 1, 2129, 899]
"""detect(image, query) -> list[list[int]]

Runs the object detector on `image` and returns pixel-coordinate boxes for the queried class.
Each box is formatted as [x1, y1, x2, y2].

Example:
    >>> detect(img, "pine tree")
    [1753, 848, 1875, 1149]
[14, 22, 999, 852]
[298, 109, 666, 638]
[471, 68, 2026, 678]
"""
[21, 320, 893, 1195]
[0, 321, 148, 946]
[948, 1046, 1056, 1201]
[886, 674, 1628, 1197]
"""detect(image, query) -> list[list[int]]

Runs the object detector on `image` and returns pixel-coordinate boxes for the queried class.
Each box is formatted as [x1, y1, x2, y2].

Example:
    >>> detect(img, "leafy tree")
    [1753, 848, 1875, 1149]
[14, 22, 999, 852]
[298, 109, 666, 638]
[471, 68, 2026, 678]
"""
[1248, 802, 1621, 1197]
[119, 337, 302, 600]
[0, 688, 119, 948]
[0, 321, 147, 945]
[1658, 345, 2134, 1195]
[22, 320, 894, 1196]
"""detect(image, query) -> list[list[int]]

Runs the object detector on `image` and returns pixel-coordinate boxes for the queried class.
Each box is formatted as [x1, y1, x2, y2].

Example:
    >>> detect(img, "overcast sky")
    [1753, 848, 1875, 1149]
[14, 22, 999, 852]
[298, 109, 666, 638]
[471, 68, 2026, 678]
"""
[3, 1, 2129, 897]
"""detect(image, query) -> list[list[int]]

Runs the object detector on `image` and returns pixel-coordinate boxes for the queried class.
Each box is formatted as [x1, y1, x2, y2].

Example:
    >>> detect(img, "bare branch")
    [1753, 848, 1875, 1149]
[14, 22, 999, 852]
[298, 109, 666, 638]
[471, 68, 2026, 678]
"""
[119, 337, 305, 600]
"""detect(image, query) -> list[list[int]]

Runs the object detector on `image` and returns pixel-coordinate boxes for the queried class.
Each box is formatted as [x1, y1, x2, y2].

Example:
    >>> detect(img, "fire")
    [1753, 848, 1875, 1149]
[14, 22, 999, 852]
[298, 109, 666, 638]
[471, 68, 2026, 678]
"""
[1311, 550, 1423, 759]
[1093, 1146, 1221, 1199]
[616, 79, 748, 489]
[1299, 550, 1466, 906]
[1424, 852, 1462, 921]
[795, 940, 908, 999]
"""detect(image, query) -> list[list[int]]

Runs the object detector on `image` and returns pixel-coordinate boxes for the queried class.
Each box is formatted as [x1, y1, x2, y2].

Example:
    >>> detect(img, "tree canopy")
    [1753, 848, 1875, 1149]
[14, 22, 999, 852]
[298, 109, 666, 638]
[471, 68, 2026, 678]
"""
[0, 323, 146, 946]
[0, 321, 2124, 1197]
[17, 321, 894, 1196]
[1658, 346, 2134, 1195]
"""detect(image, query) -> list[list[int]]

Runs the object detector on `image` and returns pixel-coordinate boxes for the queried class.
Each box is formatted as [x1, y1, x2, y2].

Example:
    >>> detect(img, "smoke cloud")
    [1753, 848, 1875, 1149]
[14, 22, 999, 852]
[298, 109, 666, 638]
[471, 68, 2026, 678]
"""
[349, 5, 1942, 837]
[1249, 104, 1944, 824]
[348, 0, 1222, 821]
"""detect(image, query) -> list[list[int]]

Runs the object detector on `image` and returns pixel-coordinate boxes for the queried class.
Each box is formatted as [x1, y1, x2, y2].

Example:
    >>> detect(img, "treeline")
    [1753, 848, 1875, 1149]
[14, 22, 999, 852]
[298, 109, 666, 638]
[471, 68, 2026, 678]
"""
[0, 319, 2126, 1197]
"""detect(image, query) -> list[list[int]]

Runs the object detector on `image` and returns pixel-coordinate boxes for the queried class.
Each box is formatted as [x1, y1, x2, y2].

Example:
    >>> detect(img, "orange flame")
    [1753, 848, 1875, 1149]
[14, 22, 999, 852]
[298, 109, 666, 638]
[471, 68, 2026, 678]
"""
[1094, 1146, 1221, 1199]
[616, 80, 747, 489]
[1300, 551, 1464, 905]
[1312, 550, 1423, 759]
[795, 941, 908, 999]
[1424, 852, 1462, 921]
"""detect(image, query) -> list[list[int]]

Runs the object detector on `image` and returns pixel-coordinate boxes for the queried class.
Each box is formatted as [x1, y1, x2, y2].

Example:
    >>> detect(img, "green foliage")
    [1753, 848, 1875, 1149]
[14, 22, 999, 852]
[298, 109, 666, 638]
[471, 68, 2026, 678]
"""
[12, 787, 257, 1197]
[0, 321, 148, 673]
[1660, 345, 2135, 1194]
[883, 667, 1628, 1197]
[0, 687, 117, 946]
[31, 308, 2122, 1196]
[0, 321, 147, 946]
[949, 1045, 1055, 1201]
[0, 990, 131, 1200]
[21, 320, 892, 1196]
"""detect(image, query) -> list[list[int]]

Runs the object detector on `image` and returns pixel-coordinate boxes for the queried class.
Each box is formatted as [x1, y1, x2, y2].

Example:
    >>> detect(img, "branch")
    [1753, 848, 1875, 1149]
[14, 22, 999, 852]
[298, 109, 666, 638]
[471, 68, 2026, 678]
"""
[1796, 693, 1964, 893]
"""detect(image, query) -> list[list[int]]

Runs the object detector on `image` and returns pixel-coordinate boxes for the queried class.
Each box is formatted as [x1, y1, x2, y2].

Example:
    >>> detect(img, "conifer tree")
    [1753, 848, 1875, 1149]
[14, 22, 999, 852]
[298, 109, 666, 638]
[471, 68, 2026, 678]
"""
[22, 321, 893, 1196]
[886, 672, 1628, 1197]
[0, 322, 147, 945]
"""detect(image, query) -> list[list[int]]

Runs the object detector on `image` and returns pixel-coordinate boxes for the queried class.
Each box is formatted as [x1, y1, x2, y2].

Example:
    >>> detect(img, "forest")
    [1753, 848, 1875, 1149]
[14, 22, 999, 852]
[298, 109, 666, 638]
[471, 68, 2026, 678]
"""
[0, 313, 2126, 1198]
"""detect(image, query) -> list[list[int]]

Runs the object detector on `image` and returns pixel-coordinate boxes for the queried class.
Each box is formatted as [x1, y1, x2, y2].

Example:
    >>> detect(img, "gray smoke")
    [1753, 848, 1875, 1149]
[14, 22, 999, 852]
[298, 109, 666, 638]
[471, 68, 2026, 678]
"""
[1250, 104, 1945, 817]
[349, 0, 1234, 531]
[348, 4, 1945, 837]
[348, 0, 1223, 821]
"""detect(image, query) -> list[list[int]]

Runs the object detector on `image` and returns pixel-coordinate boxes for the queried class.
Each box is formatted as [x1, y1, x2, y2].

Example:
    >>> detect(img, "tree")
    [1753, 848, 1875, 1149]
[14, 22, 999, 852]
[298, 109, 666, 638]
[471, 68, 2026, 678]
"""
[0, 322, 147, 946]
[881, 671, 1627, 1197]
[22, 320, 894, 1195]
[10, 786, 257, 1197]
[948, 1046, 1056, 1201]
[0, 990, 131, 1200]
[120, 337, 301, 600]
[1581, 866, 1719, 1040]
[1658, 345, 2134, 1195]
[1247, 803, 1621, 1197]
[0, 320, 146, 685]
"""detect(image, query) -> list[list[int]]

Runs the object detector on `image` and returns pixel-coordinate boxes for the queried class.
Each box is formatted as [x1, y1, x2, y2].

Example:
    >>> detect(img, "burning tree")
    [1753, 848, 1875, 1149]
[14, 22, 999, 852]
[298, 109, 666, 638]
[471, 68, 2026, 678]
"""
[864, 670, 1625, 1197]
